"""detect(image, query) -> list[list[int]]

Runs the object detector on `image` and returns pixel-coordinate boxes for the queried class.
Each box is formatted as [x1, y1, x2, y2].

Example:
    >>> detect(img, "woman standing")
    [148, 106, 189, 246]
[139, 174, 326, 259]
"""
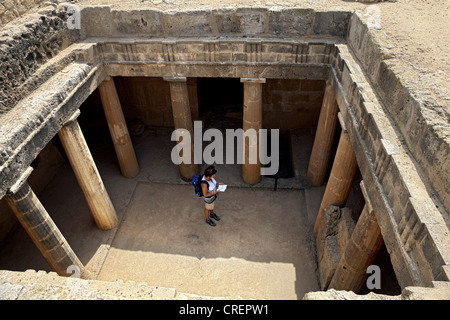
[200, 165, 223, 226]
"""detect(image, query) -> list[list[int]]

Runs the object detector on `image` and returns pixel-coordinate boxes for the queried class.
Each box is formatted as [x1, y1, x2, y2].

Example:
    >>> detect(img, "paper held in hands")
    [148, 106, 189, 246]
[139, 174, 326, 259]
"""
[218, 185, 227, 192]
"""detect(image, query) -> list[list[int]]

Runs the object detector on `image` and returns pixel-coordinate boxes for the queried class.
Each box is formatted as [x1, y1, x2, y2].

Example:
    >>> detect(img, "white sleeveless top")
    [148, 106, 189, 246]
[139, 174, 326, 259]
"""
[201, 176, 217, 202]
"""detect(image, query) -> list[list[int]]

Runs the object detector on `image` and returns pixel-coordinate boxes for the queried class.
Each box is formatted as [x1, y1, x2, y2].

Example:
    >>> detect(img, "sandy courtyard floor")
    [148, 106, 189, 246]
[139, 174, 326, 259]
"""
[96, 181, 318, 299]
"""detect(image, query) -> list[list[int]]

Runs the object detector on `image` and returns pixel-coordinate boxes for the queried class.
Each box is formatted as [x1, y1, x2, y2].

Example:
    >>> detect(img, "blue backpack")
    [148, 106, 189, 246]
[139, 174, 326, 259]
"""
[191, 174, 204, 197]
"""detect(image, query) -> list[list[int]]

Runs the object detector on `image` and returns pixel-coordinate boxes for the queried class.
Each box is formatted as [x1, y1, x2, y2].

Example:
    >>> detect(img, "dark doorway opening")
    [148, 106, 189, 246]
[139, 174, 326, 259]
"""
[197, 77, 243, 118]
[359, 242, 402, 296]
[265, 131, 295, 190]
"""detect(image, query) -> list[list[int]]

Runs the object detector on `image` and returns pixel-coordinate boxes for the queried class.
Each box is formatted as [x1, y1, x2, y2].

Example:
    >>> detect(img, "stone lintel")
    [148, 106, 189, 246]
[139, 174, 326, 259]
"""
[163, 76, 187, 82]
[240, 78, 266, 83]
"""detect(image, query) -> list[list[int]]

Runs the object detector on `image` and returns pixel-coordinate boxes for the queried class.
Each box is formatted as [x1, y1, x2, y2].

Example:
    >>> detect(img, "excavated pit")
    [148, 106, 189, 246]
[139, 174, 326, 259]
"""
[0, 3, 448, 299]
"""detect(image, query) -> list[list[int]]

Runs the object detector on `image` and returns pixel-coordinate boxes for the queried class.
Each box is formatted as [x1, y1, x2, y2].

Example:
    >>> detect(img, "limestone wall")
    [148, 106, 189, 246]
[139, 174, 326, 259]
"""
[78, 5, 350, 39]
[114, 77, 197, 128]
[346, 12, 450, 230]
[0, 0, 48, 26]
[262, 79, 325, 130]
[0, 5, 79, 114]
[329, 42, 450, 287]
[335, 13, 450, 288]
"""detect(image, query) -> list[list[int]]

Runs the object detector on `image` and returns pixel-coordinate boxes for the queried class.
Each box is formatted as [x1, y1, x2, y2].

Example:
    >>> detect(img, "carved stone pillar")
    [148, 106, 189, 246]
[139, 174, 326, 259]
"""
[314, 114, 357, 236]
[4, 170, 90, 279]
[241, 78, 265, 185]
[98, 77, 140, 179]
[58, 111, 118, 230]
[328, 181, 383, 291]
[165, 76, 198, 181]
[307, 83, 339, 186]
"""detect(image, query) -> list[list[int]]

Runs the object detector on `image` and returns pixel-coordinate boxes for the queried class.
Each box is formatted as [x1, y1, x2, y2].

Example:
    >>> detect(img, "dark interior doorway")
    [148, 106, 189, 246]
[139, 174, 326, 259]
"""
[265, 131, 295, 191]
[359, 242, 402, 295]
[197, 77, 244, 118]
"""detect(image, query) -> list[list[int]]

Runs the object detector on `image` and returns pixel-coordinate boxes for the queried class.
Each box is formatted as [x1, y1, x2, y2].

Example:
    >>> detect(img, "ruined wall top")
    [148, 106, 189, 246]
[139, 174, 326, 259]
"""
[0, 0, 49, 26]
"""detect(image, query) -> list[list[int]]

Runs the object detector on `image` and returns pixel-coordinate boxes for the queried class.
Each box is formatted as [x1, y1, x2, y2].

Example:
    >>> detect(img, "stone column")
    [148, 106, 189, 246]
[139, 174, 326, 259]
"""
[314, 114, 357, 236]
[4, 169, 90, 279]
[241, 78, 265, 185]
[187, 77, 199, 121]
[98, 77, 139, 179]
[165, 76, 198, 181]
[328, 181, 383, 292]
[307, 83, 339, 186]
[58, 111, 118, 230]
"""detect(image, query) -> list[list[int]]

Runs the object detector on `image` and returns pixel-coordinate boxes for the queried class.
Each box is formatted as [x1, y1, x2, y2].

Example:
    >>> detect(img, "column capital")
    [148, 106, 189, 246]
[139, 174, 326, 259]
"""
[338, 112, 347, 133]
[8, 167, 33, 195]
[163, 76, 187, 82]
[360, 180, 374, 214]
[240, 78, 266, 84]
[62, 109, 81, 127]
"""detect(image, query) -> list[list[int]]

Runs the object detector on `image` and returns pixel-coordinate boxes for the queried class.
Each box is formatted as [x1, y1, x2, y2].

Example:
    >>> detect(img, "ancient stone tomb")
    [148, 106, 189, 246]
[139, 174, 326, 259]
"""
[0, 4, 448, 298]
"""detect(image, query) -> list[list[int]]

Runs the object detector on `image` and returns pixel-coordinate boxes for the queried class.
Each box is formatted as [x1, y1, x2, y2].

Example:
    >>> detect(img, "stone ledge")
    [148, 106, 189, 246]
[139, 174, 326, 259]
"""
[303, 281, 450, 300]
[0, 269, 239, 300]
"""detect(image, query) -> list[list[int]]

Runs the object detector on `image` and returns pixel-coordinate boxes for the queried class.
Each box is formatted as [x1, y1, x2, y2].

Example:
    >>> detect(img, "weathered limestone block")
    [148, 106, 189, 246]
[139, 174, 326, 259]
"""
[303, 282, 450, 301]
[1, 8, 18, 25]
[0, 269, 237, 300]
[316, 205, 341, 257]
[337, 208, 356, 255]
[268, 7, 314, 37]
[401, 281, 450, 300]
[215, 7, 267, 36]
[303, 288, 400, 300]
[316, 206, 340, 289]
[316, 206, 357, 290]
[313, 11, 351, 37]
[318, 233, 341, 290]
[79, 6, 113, 38]
[164, 9, 213, 37]
[2, 0, 15, 10]
[0, 8, 71, 114]
[111, 9, 162, 36]
[78, 6, 352, 39]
